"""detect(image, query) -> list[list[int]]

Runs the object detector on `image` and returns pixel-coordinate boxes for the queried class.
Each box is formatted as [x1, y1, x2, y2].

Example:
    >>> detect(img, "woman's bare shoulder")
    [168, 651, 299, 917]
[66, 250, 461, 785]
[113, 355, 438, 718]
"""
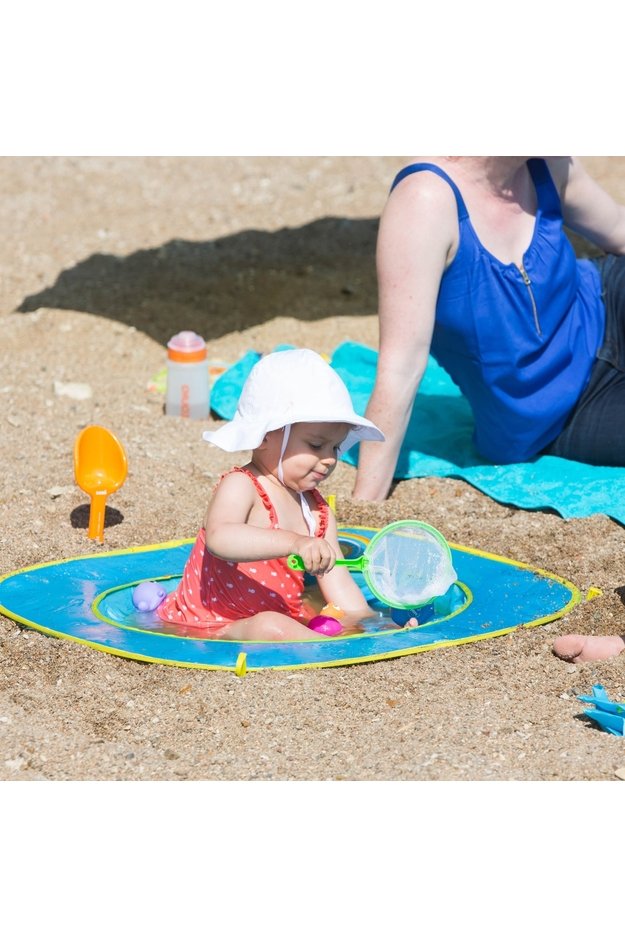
[543, 156, 574, 194]
[381, 157, 458, 256]
[386, 157, 458, 212]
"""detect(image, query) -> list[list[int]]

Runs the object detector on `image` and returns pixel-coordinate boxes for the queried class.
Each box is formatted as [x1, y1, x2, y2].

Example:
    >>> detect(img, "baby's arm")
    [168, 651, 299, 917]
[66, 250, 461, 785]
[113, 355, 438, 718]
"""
[204, 472, 337, 574]
[315, 510, 374, 621]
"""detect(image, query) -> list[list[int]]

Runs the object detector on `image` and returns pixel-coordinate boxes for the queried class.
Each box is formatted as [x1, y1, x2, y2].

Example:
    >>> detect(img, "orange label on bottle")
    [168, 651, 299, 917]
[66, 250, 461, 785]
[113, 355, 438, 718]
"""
[181, 384, 190, 418]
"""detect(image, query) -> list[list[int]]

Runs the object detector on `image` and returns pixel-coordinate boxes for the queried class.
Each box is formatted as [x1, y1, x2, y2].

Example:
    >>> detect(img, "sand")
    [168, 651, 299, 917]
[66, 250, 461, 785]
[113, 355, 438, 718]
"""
[2, 155, 625, 783]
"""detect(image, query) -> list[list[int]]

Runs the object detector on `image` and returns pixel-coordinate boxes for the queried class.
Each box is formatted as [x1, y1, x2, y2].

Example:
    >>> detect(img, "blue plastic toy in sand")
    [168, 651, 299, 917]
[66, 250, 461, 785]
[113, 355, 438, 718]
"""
[577, 684, 625, 736]
[0, 525, 583, 672]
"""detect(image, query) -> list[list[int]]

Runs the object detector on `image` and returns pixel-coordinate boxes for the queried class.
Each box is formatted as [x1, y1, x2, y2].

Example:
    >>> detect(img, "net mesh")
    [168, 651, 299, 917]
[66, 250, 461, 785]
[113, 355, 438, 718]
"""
[365, 521, 457, 608]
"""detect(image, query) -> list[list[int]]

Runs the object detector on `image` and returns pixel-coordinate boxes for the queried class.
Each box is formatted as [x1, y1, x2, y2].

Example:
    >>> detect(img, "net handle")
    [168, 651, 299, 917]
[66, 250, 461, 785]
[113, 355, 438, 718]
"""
[287, 554, 365, 572]
[287, 519, 450, 576]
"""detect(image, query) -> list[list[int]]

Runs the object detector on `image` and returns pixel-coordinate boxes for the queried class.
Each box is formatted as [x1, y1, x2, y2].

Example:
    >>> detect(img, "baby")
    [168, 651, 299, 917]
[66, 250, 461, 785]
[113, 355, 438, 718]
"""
[158, 348, 386, 640]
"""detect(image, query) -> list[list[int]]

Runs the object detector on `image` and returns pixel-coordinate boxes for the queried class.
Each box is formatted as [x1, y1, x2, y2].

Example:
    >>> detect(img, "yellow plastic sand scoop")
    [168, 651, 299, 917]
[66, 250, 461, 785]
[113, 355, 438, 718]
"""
[74, 425, 128, 542]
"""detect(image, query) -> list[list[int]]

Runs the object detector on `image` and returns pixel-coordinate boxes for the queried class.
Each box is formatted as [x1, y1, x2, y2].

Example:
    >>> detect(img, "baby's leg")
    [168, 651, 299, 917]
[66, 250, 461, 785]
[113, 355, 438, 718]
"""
[553, 634, 625, 662]
[220, 611, 324, 642]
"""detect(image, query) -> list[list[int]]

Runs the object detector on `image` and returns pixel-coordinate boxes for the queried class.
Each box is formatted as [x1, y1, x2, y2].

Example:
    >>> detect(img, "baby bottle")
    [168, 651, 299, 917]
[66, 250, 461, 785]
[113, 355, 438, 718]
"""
[165, 331, 210, 420]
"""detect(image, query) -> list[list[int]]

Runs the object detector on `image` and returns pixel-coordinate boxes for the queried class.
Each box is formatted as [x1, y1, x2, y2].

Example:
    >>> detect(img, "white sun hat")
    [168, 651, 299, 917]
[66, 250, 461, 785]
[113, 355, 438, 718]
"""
[202, 348, 384, 454]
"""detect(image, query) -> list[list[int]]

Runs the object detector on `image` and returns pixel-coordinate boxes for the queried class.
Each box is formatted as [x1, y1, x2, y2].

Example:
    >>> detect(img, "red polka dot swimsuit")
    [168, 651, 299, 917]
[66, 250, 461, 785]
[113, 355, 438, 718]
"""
[157, 467, 329, 634]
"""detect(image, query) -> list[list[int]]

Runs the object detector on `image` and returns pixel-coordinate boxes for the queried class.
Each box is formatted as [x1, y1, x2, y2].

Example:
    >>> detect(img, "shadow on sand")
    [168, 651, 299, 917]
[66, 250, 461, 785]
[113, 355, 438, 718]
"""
[17, 217, 379, 345]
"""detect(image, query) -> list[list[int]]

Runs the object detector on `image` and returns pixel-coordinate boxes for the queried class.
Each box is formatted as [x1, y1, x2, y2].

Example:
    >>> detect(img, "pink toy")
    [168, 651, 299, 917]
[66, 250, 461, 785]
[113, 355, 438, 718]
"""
[132, 581, 167, 612]
[307, 614, 342, 636]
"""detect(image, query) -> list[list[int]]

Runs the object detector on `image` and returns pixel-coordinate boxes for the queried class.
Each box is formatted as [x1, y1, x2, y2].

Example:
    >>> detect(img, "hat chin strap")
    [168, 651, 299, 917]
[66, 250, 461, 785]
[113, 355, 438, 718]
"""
[277, 425, 316, 537]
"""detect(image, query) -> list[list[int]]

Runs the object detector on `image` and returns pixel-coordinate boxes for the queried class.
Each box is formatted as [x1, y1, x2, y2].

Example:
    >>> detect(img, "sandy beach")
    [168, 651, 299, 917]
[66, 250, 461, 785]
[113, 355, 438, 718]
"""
[2, 155, 625, 783]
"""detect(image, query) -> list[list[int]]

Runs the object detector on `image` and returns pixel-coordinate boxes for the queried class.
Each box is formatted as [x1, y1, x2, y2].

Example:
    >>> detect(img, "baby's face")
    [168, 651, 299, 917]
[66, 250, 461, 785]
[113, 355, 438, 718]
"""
[273, 422, 352, 491]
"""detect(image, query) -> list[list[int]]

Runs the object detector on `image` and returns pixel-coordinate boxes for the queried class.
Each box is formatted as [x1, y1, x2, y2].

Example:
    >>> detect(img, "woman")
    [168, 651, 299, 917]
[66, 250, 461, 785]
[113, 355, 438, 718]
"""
[352, 157, 625, 502]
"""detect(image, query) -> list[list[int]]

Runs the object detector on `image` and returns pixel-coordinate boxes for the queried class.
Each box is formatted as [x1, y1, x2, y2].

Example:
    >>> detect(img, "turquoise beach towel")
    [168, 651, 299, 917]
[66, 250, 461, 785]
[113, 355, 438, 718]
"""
[210, 341, 625, 525]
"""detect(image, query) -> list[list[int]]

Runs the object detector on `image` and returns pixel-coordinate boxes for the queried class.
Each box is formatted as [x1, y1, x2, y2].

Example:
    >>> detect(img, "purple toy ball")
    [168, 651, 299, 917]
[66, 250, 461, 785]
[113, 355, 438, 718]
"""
[307, 614, 342, 636]
[132, 581, 167, 612]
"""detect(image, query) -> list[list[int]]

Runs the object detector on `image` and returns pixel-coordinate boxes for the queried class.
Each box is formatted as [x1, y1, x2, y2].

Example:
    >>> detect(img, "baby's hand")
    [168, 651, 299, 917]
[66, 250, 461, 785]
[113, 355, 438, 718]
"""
[290, 536, 336, 576]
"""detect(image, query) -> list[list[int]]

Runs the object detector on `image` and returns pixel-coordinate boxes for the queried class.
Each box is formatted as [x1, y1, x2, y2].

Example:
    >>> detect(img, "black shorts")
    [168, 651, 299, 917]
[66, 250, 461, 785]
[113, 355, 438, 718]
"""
[543, 254, 625, 466]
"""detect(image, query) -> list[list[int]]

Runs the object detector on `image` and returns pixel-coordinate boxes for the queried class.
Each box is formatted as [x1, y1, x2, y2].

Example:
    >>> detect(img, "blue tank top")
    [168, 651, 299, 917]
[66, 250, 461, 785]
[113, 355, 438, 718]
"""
[390, 160, 605, 463]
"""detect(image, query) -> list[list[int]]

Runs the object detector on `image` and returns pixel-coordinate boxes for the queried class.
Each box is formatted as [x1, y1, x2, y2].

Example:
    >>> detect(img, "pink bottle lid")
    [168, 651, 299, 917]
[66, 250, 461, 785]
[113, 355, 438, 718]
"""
[167, 331, 207, 363]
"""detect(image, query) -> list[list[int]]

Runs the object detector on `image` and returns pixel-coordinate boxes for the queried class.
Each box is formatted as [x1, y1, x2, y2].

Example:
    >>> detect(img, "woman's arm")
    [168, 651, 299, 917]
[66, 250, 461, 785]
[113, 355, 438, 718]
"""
[314, 509, 373, 617]
[352, 170, 456, 501]
[547, 156, 625, 255]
